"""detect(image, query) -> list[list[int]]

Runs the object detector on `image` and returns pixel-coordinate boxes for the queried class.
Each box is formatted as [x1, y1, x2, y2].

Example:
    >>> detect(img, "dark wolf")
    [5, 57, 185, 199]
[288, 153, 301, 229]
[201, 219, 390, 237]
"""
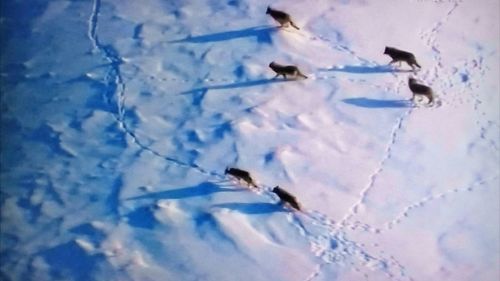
[266, 6, 300, 30]
[408, 77, 434, 104]
[384, 46, 421, 70]
[269, 61, 308, 79]
[225, 167, 258, 188]
[272, 186, 301, 211]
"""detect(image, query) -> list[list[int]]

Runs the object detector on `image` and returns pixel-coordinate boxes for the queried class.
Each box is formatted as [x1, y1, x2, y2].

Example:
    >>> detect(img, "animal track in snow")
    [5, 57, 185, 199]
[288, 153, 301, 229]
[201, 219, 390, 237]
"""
[279, 26, 377, 66]
[233, 182, 411, 281]
[304, 263, 327, 281]
[88, 0, 227, 181]
[418, 1, 460, 85]
[477, 121, 500, 152]
[338, 78, 413, 227]
[384, 176, 498, 230]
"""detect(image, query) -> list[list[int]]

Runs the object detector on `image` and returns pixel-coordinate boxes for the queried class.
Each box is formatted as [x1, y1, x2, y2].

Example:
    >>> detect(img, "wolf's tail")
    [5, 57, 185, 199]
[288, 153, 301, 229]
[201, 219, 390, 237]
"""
[290, 21, 300, 30]
[298, 71, 308, 79]
[249, 181, 259, 189]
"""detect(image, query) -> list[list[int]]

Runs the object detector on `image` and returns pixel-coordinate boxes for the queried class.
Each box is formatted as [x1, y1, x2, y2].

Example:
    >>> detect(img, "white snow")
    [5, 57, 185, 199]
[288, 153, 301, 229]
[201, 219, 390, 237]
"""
[1, 0, 499, 280]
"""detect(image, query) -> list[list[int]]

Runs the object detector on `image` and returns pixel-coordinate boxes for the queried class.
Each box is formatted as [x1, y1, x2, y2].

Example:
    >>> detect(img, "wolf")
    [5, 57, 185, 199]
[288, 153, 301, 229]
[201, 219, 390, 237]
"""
[266, 6, 300, 30]
[409, 77, 434, 104]
[224, 167, 258, 188]
[269, 61, 308, 79]
[384, 46, 421, 70]
[272, 186, 301, 211]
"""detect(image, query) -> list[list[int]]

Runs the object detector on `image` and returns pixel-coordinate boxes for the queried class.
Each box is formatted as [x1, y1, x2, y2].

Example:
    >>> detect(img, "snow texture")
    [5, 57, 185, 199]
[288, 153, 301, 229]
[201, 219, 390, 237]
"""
[1, 0, 499, 281]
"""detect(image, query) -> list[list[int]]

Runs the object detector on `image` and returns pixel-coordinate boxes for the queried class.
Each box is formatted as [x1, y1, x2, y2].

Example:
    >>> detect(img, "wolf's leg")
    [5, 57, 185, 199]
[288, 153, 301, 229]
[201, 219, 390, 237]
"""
[411, 95, 420, 107]
[426, 94, 434, 105]
[409, 62, 419, 72]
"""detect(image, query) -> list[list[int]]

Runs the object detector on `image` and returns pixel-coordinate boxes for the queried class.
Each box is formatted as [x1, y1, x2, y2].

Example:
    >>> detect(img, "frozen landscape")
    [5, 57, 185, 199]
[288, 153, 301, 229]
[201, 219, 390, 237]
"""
[1, 0, 499, 280]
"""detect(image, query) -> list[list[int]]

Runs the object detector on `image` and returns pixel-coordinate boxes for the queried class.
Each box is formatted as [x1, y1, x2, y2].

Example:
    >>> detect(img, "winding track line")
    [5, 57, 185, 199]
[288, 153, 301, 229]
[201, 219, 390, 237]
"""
[88, 0, 224, 180]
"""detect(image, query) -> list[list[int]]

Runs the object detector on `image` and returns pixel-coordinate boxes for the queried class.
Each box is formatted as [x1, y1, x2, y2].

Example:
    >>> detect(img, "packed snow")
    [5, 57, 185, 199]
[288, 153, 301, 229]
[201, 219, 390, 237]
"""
[1, 0, 498, 280]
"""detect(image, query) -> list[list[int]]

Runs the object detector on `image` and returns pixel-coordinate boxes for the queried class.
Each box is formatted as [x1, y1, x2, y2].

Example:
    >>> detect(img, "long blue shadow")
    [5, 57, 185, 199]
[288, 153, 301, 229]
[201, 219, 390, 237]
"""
[126, 182, 240, 201]
[213, 202, 287, 215]
[343, 98, 411, 108]
[322, 65, 413, 74]
[39, 240, 110, 281]
[170, 26, 278, 44]
[180, 78, 290, 94]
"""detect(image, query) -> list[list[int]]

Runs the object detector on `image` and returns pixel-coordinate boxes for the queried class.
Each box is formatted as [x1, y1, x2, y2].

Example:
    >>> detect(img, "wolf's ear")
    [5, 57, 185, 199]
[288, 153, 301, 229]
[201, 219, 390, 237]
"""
[224, 167, 229, 174]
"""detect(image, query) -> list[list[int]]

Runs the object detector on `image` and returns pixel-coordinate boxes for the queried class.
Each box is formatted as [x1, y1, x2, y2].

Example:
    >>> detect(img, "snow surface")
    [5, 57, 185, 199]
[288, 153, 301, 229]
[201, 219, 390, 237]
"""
[1, 0, 499, 280]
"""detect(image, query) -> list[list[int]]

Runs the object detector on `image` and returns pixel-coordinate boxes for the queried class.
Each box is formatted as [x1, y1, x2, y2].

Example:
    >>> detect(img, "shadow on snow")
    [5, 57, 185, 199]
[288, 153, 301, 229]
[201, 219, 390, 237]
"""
[169, 25, 278, 44]
[321, 65, 414, 74]
[212, 202, 287, 214]
[180, 78, 292, 94]
[126, 182, 240, 201]
[343, 97, 412, 108]
[39, 240, 114, 281]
